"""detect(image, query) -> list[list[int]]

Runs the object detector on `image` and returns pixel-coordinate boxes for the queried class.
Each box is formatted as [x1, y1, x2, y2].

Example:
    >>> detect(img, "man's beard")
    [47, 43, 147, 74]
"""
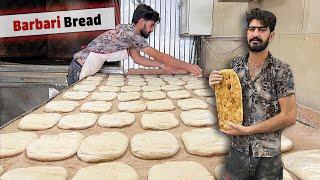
[247, 36, 269, 53]
[140, 25, 151, 38]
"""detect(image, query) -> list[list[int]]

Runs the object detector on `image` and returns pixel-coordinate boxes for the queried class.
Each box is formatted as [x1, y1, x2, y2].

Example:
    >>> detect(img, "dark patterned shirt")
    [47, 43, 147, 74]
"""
[230, 53, 295, 157]
[74, 24, 149, 61]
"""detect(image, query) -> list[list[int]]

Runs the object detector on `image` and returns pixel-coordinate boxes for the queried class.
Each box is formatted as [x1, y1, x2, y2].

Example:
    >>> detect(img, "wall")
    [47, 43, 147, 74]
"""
[202, 0, 320, 111]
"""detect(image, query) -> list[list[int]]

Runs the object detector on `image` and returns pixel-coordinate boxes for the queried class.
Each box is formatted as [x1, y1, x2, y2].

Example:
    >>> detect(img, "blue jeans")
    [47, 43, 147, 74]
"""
[67, 59, 82, 86]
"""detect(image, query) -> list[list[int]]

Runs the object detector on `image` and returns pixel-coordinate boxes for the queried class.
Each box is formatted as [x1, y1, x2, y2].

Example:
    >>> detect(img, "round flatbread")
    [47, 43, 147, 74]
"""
[181, 128, 230, 156]
[193, 89, 214, 97]
[146, 99, 175, 112]
[107, 77, 124, 82]
[127, 79, 145, 83]
[91, 92, 117, 101]
[166, 79, 186, 85]
[128, 81, 146, 86]
[73, 84, 96, 92]
[161, 84, 183, 91]
[77, 132, 129, 162]
[105, 81, 124, 87]
[80, 101, 112, 113]
[0, 132, 38, 158]
[145, 77, 162, 81]
[117, 92, 141, 101]
[142, 91, 166, 100]
[162, 77, 179, 82]
[281, 135, 293, 152]
[187, 78, 208, 84]
[121, 86, 141, 92]
[118, 101, 146, 113]
[98, 86, 120, 92]
[141, 112, 179, 130]
[282, 150, 320, 180]
[159, 74, 174, 79]
[144, 75, 159, 78]
[58, 113, 98, 130]
[107, 78, 124, 83]
[283, 168, 294, 180]
[148, 80, 166, 86]
[93, 74, 106, 77]
[167, 90, 191, 99]
[0, 166, 3, 175]
[179, 75, 197, 82]
[127, 75, 143, 79]
[130, 131, 179, 159]
[185, 83, 208, 90]
[180, 110, 217, 127]
[108, 74, 124, 78]
[145, 80, 163, 84]
[98, 112, 135, 128]
[148, 161, 214, 180]
[214, 164, 225, 180]
[26, 132, 84, 161]
[44, 101, 79, 113]
[85, 76, 104, 82]
[0, 166, 68, 180]
[163, 76, 181, 80]
[72, 162, 138, 180]
[80, 80, 101, 86]
[177, 98, 208, 110]
[18, 113, 61, 130]
[142, 85, 161, 92]
[127, 75, 144, 79]
[62, 91, 89, 100]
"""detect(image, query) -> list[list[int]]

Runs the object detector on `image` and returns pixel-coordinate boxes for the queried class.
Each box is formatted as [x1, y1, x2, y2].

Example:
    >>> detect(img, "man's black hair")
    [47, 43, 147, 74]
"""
[132, 4, 160, 24]
[246, 8, 277, 32]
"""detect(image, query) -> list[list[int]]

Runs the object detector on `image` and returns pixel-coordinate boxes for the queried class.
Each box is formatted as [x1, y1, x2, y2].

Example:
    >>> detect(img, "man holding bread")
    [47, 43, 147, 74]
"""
[209, 8, 296, 179]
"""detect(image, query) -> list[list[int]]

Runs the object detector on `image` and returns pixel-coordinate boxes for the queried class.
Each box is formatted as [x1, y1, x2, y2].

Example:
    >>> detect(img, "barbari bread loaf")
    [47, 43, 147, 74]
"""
[211, 69, 243, 130]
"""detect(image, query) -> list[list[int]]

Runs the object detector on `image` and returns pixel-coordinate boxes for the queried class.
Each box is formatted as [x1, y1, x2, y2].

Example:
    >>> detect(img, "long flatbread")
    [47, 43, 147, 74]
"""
[212, 69, 243, 130]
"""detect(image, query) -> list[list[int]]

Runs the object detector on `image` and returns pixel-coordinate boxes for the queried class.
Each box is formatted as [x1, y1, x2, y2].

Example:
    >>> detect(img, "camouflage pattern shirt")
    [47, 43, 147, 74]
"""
[230, 53, 295, 157]
[74, 24, 149, 61]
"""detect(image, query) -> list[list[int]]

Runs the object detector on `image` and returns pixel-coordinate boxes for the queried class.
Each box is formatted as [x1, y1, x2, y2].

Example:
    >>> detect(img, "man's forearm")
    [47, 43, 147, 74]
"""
[222, 95, 296, 136]
[156, 53, 190, 69]
[134, 56, 163, 68]
[141, 47, 203, 76]
[248, 112, 296, 135]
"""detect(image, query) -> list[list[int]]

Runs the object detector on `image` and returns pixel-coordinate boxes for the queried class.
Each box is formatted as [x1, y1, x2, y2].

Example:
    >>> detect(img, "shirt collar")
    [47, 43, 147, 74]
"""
[128, 23, 136, 31]
[243, 52, 274, 83]
[245, 51, 274, 67]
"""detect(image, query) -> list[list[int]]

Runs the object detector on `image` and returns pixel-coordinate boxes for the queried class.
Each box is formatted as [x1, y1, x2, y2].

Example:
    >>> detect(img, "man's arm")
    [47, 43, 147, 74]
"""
[128, 48, 177, 73]
[141, 46, 202, 77]
[222, 94, 296, 136]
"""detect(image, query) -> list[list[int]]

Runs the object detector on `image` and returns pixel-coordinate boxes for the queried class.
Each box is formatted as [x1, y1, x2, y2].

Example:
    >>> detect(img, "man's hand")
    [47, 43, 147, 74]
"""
[220, 121, 253, 136]
[187, 64, 203, 77]
[222, 95, 297, 136]
[209, 71, 223, 86]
